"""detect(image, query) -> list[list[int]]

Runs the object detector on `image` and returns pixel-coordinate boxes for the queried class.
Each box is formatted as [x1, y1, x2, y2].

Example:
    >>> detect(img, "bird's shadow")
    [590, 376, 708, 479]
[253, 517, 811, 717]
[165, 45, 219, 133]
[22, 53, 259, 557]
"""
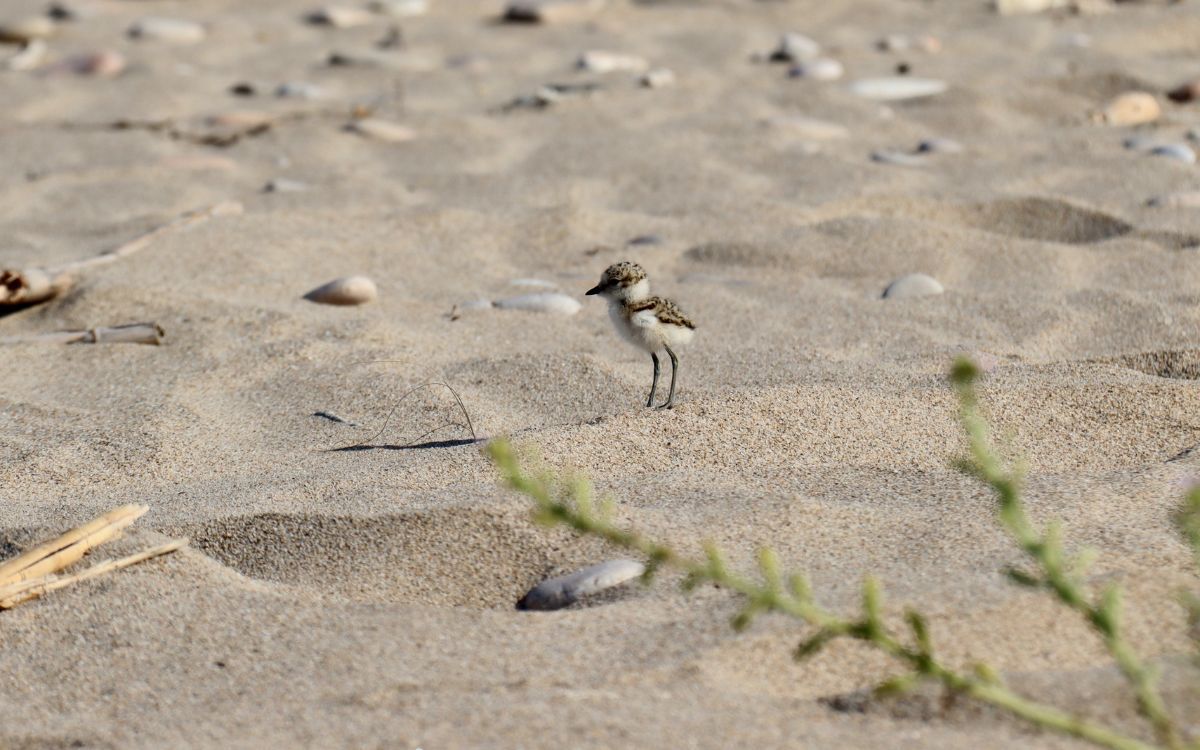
[328, 437, 481, 452]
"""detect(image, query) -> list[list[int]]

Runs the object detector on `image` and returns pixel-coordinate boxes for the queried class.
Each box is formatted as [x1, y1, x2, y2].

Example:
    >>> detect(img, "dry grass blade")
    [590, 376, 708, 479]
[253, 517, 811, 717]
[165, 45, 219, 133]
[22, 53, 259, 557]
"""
[0, 504, 148, 585]
[329, 379, 477, 451]
[0, 538, 187, 609]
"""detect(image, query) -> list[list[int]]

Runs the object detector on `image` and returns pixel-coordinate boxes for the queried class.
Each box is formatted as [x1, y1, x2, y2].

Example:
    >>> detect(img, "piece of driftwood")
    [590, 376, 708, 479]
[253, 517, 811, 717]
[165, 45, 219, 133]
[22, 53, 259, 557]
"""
[0, 504, 186, 610]
[0, 200, 243, 308]
[0, 322, 165, 345]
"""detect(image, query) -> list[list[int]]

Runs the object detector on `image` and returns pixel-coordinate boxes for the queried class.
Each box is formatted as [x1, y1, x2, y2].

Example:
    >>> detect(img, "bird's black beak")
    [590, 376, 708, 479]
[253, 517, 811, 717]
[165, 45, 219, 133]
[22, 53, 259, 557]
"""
[585, 284, 604, 296]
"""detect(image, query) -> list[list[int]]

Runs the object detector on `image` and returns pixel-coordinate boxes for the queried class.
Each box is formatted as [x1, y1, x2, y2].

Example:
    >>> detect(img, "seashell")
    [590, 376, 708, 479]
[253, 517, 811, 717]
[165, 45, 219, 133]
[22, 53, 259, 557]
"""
[1094, 91, 1160, 126]
[769, 32, 820, 63]
[306, 6, 375, 27]
[848, 77, 947, 101]
[1149, 143, 1196, 164]
[504, 0, 606, 24]
[517, 559, 645, 611]
[304, 276, 378, 306]
[639, 68, 675, 88]
[871, 150, 927, 167]
[128, 17, 206, 43]
[577, 50, 647, 74]
[765, 115, 850, 140]
[369, 0, 429, 17]
[788, 57, 843, 81]
[916, 137, 963, 154]
[0, 16, 56, 44]
[263, 178, 309, 193]
[345, 118, 416, 142]
[994, 0, 1070, 14]
[1147, 191, 1200, 208]
[1167, 79, 1200, 104]
[493, 292, 581, 315]
[6, 40, 47, 71]
[883, 273, 944, 299]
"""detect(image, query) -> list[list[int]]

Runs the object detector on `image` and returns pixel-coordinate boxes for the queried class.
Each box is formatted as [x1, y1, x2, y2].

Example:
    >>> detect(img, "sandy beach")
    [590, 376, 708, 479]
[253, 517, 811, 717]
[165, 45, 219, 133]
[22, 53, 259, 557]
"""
[2, 0, 1199, 747]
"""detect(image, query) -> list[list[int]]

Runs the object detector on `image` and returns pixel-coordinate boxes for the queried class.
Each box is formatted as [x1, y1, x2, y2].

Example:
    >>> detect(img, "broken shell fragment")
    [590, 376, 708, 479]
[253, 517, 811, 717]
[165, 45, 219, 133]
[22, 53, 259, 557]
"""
[304, 276, 378, 306]
[517, 559, 645, 611]
[0, 16, 56, 44]
[848, 77, 947, 101]
[1094, 91, 1160, 126]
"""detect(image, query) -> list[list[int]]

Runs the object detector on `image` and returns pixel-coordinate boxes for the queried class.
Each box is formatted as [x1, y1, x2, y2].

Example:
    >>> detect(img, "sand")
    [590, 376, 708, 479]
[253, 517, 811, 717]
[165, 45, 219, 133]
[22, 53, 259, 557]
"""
[2, 0, 1199, 747]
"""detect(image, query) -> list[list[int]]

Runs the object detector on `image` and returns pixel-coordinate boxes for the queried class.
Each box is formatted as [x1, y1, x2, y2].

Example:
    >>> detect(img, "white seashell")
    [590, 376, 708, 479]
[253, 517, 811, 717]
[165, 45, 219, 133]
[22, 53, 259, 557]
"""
[916, 137, 963, 154]
[1094, 92, 1160, 126]
[304, 276, 378, 306]
[518, 559, 645, 610]
[6, 40, 47, 71]
[788, 57, 843, 81]
[345, 118, 416, 142]
[765, 115, 850, 140]
[504, 0, 606, 24]
[493, 292, 581, 315]
[129, 17, 207, 43]
[1147, 191, 1200, 208]
[883, 273, 944, 299]
[577, 50, 648, 74]
[1149, 143, 1196, 164]
[369, 0, 429, 17]
[871, 150, 927, 167]
[639, 67, 675, 88]
[769, 32, 820, 63]
[848, 77, 947, 101]
[0, 16, 56, 44]
[307, 6, 376, 27]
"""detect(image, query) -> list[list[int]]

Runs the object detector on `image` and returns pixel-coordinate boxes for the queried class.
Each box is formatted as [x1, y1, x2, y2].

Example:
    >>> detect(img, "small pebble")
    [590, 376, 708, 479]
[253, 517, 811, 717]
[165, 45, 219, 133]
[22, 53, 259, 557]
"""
[788, 57, 843, 81]
[1095, 91, 1160, 126]
[229, 82, 257, 96]
[1167, 79, 1200, 104]
[769, 32, 820, 63]
[871, 150, 927, 167]
[307, 6, 375, 27]
[493, 292, 581, 315]
[369, 0, 429, 17]
[848, 77, 947, 101]
[1147, 191, 1200, 208]
[1149, 143, 1196, 164]
[883, 273, 944, 299]
[345, 118, 416, 142]
[304, 276, 378, 306]
[263, 178, 310, 193]
[639, 68, 675, 88]
[578, 50, 647, 73]
[504, 0, 605, 24]
[128, 17, 206, 43]
[0, 16, 56, 44]
[517, 559, 645, 611]
[627, 234, 662, 246]
[916, 137, 963, 154]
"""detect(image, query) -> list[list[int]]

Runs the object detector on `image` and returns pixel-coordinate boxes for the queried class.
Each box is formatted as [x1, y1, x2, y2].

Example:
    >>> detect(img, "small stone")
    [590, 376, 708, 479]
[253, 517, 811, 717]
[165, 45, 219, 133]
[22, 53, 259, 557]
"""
[627, 234, 662, 246]
[883, 273, 944, 299]
[307, 6, 375, 27]
[639, 68, 675, 88]
[369, 0, 429, 17]
[5, 40, 46, 71]
[1094, 91, 1160, 126]
[503, 0, 605, 23]
[345, 118, 416, 142]
[263, 178, 309, 193]
[577, 50, 648, 74]
[517, 559, 645, 610]
[1167, 79, 1200, 104]
[229, 82, 257, 96]
[871, 150, 927, 167]
[304, 276, 378, 306]
[1149, 143, 1196, 164]
[788, 57, 843, 81]
[848, 77, 947, 101]
[128, 17, 206, 43]
[769, 32, 820, 63]
[276, 81, 323, 99]
[1147, 191, 1200, 208]
[493, 292, 581, 315]
[916, 137, 963, 154]
[0, 17, 56, 44]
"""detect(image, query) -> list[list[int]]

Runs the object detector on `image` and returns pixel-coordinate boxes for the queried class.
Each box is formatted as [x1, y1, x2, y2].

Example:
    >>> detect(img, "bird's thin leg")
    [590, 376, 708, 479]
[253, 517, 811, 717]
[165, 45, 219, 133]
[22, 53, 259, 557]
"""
[657, 346, 679, 410]
[646, 352, 660, 408]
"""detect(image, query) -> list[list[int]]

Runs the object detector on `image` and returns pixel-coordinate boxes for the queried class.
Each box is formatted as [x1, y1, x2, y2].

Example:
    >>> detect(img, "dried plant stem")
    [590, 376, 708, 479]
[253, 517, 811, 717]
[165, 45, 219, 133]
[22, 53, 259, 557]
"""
[0, 322, 164, 346]
[331, 379, 476, 451]
[0, 539, 186, 609]
[0, 504, 148, 585]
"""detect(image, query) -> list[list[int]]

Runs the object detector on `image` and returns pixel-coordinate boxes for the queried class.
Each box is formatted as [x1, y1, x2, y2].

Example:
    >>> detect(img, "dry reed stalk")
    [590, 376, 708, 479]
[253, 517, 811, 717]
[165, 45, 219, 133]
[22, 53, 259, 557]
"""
[0, 539, 187, 609]
[0, 504, 148, 586]
[0, 322, 165, 346]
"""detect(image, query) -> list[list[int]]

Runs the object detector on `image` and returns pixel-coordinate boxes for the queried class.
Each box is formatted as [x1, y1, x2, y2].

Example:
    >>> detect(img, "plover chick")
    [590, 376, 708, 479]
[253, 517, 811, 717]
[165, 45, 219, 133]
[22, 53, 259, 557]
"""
[586, 261, 696, 409]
